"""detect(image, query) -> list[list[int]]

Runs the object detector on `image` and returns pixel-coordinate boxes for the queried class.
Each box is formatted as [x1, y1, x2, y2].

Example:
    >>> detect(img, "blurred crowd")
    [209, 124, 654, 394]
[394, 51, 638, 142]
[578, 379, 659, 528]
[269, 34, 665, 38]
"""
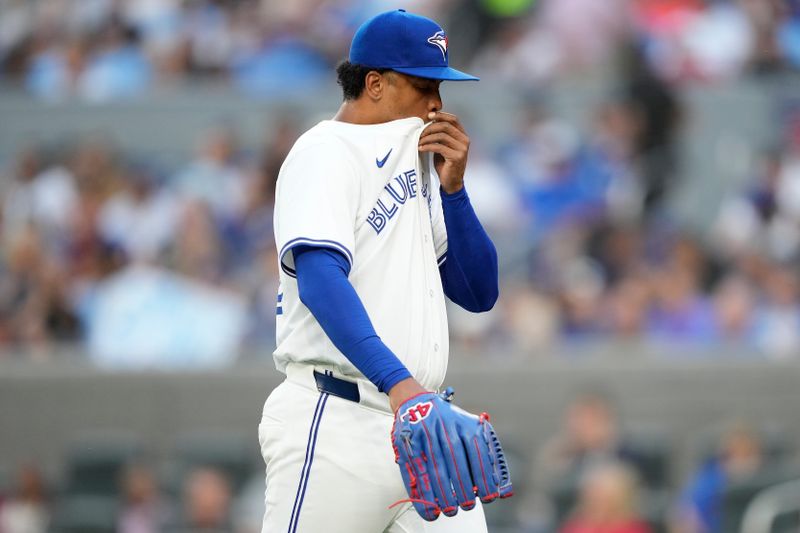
[0, 0, 800, 101]
[1, 0, 800, 364]
[0, 443, 268, 533]
[2, 5, 800, 532]
[511, 392, 800, 533]
[2, 72, 800, 362]
[1, 392, 798, 532]
[0, 122, 289, 362]
[450, 100, 800, 358]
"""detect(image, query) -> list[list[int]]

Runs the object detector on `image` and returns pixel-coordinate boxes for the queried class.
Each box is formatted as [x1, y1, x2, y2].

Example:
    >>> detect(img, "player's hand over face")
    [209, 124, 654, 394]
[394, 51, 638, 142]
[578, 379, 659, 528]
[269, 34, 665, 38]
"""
[418, 111, 469, 194]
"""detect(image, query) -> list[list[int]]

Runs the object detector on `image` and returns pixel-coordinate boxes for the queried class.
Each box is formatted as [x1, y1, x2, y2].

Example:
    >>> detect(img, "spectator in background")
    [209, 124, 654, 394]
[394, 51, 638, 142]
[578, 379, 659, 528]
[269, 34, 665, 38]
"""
[557, 257, 607, 340]
[634, 0, 754, 83]
[604, 274, 651, 341]
[168, 467, 233, 533]
[752, 263, 800, 358]
[589, 102, 645, 223]
[618, 43, 682, 214]
[69, 137, 123, 207]
[0, 226, 80, 356]
[231, 32, 330, 97]
[63, 195, 128, 335]
[24, 32, 87, 102]
[713, 147, 800, 263]
[78, 19, 152, 103]
[182, 0, 238, 76]
[644, 235, 717, 346]
[469, 16, 562, 86]
[537, 391, 652, 489]
[118, 464, 169, 533]
[672, 423, 766, 533]
[0, 463, 50, 533]
[710, 273, 757, 345]
[776, 0, 800, 69]
[97, 160, 179, 264]
[498, 280, 560, 353]
[171, 127, 248, 221]
[497, 110, 610, 238]
[119, 0, 185, 78]
[645, 265, 716, 346]
[742, 0, 790, 73]
[536, 0, 632, 73]
[560, 462, 653, 533]
[167, 200, 223, 284]
[1, 145, 79, 247]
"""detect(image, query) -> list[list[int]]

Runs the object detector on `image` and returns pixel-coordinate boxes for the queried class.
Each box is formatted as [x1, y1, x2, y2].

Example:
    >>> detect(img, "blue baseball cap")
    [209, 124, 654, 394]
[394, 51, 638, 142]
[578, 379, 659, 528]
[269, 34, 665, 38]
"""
[349, 9, 479, 82]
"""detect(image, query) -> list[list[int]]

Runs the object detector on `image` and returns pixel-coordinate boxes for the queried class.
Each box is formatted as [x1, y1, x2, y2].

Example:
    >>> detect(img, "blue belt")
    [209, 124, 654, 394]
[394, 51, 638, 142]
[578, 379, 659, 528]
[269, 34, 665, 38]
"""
[313, 370, 361, 403]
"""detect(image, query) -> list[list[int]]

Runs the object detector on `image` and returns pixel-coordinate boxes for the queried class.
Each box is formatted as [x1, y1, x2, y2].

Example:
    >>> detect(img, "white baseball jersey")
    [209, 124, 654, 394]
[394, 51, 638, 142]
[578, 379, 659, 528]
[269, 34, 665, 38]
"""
[273, 117, 449, 392]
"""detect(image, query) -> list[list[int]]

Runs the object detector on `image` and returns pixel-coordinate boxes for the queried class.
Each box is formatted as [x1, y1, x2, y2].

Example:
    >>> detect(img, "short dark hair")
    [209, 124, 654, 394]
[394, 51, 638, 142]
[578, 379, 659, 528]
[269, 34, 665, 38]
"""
[336, 60, 389, 101]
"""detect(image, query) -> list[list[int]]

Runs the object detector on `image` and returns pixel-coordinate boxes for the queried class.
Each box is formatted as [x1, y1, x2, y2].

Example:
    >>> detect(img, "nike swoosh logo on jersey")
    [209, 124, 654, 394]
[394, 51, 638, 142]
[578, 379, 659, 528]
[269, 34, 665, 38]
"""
[376, 149, 392, 168]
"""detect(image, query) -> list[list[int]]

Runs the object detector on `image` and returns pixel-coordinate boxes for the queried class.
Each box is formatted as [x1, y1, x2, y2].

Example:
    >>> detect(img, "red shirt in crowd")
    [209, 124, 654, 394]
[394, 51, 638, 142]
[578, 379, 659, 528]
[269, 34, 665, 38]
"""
[561, 519, 653, 533]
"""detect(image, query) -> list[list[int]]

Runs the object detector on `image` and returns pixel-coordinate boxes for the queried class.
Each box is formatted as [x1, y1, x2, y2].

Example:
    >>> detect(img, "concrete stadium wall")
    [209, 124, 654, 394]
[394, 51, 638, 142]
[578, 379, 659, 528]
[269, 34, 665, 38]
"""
[2, 354, 799, 489]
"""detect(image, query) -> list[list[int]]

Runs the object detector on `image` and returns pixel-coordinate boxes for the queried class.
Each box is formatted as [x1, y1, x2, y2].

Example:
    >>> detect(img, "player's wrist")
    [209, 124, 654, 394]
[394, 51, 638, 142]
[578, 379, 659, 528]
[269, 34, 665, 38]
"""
[440, 181, 464, 195]
[387, 377, 428, 413]
[440, 183, 467, 200]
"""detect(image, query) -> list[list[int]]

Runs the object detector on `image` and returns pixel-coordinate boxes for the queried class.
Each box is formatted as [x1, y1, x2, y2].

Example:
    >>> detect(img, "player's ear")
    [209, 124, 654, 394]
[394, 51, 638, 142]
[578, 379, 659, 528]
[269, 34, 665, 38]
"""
[364, 70, 385, 101]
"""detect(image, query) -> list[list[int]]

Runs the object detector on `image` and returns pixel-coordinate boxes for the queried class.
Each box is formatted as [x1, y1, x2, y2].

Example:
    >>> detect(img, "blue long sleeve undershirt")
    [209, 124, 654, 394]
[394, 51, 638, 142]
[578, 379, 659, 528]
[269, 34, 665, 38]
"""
[293, 245, 412, 393]
[291, 185, 498, 394]
[438, 186, 499, 312]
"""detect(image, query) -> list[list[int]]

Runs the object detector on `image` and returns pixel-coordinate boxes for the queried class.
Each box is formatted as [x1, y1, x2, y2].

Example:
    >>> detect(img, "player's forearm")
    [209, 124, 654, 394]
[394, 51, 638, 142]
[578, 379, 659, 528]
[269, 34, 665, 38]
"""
[439, 186, 499, 312]
[294, 246, 413, 393]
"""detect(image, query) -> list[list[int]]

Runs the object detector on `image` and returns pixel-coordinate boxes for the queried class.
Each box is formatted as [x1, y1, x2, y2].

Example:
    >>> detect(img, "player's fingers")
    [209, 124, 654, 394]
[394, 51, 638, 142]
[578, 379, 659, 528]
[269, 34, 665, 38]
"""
[420, 121, 469, 145]
[427, 111, 467, 135]
[417, 132, 467, 152]
[417, 419, 460, 517]
[400, 440, 441, 521]
[417, 143, 461, 162]
[437, 420, 476, 510]
[462, 431, 500, 504]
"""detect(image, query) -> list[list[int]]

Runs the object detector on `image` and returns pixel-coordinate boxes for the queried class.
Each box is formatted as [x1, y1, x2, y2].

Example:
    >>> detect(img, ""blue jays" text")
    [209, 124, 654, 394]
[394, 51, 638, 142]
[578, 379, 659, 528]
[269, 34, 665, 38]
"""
[366, 169, 421, 234]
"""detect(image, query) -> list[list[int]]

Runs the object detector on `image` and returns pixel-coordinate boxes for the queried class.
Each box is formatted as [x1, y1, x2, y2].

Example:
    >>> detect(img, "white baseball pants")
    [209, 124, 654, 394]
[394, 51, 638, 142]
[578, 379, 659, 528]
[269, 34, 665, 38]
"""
[258, 364, 487, 533]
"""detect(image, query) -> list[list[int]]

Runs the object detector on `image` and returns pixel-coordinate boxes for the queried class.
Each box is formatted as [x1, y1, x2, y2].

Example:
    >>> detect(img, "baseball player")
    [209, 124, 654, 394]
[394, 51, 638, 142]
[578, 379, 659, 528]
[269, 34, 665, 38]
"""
[259, 9, 512, 533]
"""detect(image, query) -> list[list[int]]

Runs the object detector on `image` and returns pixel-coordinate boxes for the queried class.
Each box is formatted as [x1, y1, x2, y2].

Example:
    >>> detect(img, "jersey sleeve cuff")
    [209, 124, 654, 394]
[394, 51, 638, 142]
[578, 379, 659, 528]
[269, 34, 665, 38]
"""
[279, 237, 354, 278]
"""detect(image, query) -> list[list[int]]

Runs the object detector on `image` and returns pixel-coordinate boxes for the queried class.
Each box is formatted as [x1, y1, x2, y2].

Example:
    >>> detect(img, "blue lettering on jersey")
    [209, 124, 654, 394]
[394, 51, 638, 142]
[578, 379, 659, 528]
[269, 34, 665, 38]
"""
[367, 210, 387, 233]
[366, 169, 418, 234]
[385, 176, 409, 204]
[377, 198, 398, 218]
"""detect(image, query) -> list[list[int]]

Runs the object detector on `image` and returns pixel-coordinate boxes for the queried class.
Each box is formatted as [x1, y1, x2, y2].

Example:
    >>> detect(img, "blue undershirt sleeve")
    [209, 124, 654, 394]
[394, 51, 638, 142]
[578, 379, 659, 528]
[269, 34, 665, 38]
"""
[292, 245, 412, 393]
[438, 186, 499, 312]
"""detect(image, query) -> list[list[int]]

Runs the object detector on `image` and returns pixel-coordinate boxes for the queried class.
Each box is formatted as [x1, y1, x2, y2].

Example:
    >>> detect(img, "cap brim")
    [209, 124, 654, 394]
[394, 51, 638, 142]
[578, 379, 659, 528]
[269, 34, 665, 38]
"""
[391, 65, 479, 81]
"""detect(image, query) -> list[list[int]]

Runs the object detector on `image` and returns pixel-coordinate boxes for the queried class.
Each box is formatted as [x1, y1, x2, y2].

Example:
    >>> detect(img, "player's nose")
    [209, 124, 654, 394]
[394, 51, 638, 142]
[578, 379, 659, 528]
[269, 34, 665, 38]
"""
[427, 91, 442, 113]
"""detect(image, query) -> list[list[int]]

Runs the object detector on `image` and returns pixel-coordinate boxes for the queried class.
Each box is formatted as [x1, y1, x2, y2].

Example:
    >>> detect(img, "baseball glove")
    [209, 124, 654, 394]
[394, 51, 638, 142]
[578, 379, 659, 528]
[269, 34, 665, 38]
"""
[390, 387, 513, 521]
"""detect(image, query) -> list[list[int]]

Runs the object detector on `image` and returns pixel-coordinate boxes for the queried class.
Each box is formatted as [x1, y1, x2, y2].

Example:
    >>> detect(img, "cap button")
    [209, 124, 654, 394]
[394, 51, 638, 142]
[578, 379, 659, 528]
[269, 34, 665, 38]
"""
[398, 8, 406, 12]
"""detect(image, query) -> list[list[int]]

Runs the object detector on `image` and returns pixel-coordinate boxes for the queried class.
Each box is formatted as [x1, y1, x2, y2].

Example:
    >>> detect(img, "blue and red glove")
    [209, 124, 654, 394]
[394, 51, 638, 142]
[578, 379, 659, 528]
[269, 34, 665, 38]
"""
[390, 387, 513, 521]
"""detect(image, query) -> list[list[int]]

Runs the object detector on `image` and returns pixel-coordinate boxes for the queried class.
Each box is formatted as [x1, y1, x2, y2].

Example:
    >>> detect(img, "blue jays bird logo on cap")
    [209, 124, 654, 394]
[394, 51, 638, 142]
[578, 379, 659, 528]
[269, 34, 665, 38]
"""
[427, 30, 448, 59]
